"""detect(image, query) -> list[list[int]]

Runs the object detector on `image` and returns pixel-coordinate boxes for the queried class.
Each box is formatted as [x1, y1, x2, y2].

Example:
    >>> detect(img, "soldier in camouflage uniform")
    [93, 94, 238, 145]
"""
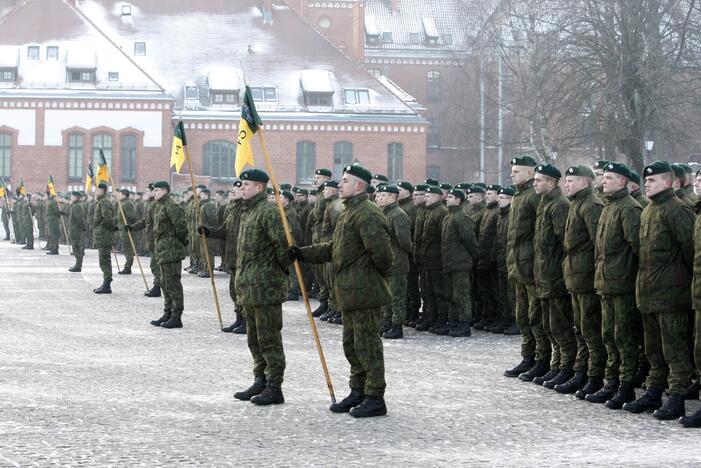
[1, 197, 10, 241]
[115, 189, 137, 275]
[18, 193, 34, 250]
[310, 169, 332, 317]
[409, 184, 428, 327]
[672, 163, 696, 208]
[11, 193, 23, 245]
[592, 160, 610, 202]
[396, 181, 418, 324]
[293, 187, 314, 295]
[479, 184, 501, 331]
[45, 192, 61, 254]
[93, 183, 117, 294]
[185, 188, 200, 273]
[86, 193, 97, 249]
[628, 171, 650, 208]
[495, 186, 518, 335]
[319, 180, 345, 323]
[128, 185, 162, 297]
[35, 194, 46, 240]
[282, 190, 303, 301]
[133, 191, 146, 255]
[292, 162, 393, 418]
[623, 161, 695, 420]
[197, 188, 218, 278]
[60, 191, 87, 272]
[464, 185, 488, 327]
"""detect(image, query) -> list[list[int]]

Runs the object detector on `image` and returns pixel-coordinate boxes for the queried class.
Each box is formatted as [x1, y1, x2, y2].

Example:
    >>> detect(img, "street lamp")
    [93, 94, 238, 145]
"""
[645, 140, 654, 164]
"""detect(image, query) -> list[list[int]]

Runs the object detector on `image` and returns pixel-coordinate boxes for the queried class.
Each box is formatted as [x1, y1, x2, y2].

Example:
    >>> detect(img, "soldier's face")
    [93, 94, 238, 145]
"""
[498, 194, 513, 208]
[398, 187, 410, 200]
[672, 176, 682, 190]
[485, 190, 498, 203]
[232, 187, 243, 199]
[694, 175, 701, 196]
[323, 187, 337, 199]
[467, 193, 483, 205]
[511, 166, 532, 185]
[565, 175, 588, 197]
[602, 172, 626, 194]
[627, 181, 640, 193]
[339, 174, 364, 199]
[153, 188, 168, 200]
[446, 194, 461, 207]
[97, 188, 106, 196]
[413, 192, 425, 205]
[593, 169, 604, 189]
[309, 194, 317, 203]
[314, 174, 329, 188]
[645, 173, 673, 198]
[242, 181, 264, 200]
[425, 193, 442, 206]
[294, 193, 307, 203]
[375, 192, 394, 207]
[534, 173, 555, 194]
[71, 195, 79, 203]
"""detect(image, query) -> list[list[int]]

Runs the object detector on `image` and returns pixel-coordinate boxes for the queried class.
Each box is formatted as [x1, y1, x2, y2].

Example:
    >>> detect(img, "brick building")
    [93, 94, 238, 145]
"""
[0, 0, 426, 193]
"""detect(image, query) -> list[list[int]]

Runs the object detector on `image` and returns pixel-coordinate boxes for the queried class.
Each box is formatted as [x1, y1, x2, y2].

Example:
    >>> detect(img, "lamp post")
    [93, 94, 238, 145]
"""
[645, 140, 655, 164]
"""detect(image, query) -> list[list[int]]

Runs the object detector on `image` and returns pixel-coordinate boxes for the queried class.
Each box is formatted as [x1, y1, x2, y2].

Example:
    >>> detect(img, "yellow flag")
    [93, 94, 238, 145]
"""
[170, 121, 187, 174]
[0, 187, 5, 198]
[18, 177, 27, 196]
[235, 86, 262, 176]
[85, 161, 95, 193]
[96, 149, 110, 184]
[47, 175, 57, 197]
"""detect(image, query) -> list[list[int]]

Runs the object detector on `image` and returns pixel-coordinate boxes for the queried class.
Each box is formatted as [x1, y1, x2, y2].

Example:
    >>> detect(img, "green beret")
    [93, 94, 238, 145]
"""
[315, 168, 332, 177]
[604, 162, 631, 179]
[201, 188, 210, 194]
[97, 182, 108, 190]
[185, 186, 193, 192]
[499, 186, 517, 196]
[454, 182, 471, 190]
[486, 184, 502, 192]
[240, 168, 270, 183]
[628, 170, 642, 185]
[396, 181, 414, 192]
[309, 189, 318, 195]
[644, 160, 673, 177]
[366, 185, 375, 194]
[71, 191, 81, 197]
[119, 188, 131, 196]
[681, 163, 693, 174]
[424, 178, 440, 187]
[343, 163, 372, 184]
[377, 184, 399, 194]
[281, 190, 294, 201]
[266, 187, 274, 195]
[153, 180, 169, 190]
[216, 190, 226, 195]
[280, 183, 292, 191]
[535, 163, 562, 180]
[511, 154, 538, 167]
[297, 188, 309, 195]
[565, 165, 595, 179]
[473, 182, 487, 189]
[373, 174, 389, 182]
[593, 160, 611, 170]
[671, 163, 686, 178]
[439, 183, 453, 190]
[323, 180, 339, 189]
[136, 192, 143, 196]
[233, 180, 242, 188]
[196, 184, 207, 190]
[376, 181, 388, 188]
[448, 188, 465, 200]
[467, 186, 485, 194]
[414, 184, 428, 191]
[426, 185, 443, 195]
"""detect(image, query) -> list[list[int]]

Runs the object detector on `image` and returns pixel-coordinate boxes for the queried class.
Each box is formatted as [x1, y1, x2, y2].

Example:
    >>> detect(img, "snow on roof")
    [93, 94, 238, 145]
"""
[66, 48, 97, 69]
[0, 45, 19, 68]
[207, 67, 242, 91]
[300, 70, 334, 94]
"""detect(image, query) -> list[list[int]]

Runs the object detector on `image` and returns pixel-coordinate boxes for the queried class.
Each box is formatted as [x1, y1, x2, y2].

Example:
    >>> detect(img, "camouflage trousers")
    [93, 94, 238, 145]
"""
[382, 274, 407, 325]
[541, 296, 576, 370]
[24, 221, 34, 246]
[245, 304, 286, 386]
[445, 270, 472, 323]
[160, 261, 183, 311]
[497, 269, 515, 322]
[149, 253, 161, 287]
[199, 235, 214, 269]
[343, 307, 386, 397]
[119, 231, 133, 269]
[12, 216, 23, 244]
[71, 235, 85, 268]
[289, 265, 301, 295]
[643, 312, 694, 394]
[322, 263, 337, 310]
[601, 294, 640, 383]
[98, 248, 112, 280]
[406, 261, 421, 320]
[315, 263, 329, 301]
[2, 217, 9, 239]
[47, 223, 60, 251]
[424, 269, 449, 323]
[514, 282, 550, 362]
[475, 268, 496, 322]
[695, 309, 701, 377]
[571, 292, 605, 377]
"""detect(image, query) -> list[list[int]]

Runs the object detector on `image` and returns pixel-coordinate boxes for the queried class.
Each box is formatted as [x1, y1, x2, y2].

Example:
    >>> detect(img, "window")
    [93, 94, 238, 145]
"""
[0, 133, 10, 180]
[318, 15, 332, 29]
[410, 32, 421, 44]
[0, 69, 15, 82]
[203, 140, 235, 178]
[382, 31, 393, 43]
[108, 72, 119, 82]
[93, 134, 113, 174]
[27, 46, 39, 60]
[427, 165, 440, 180]
[134, 42, 146, 56]
[387, 143, 403, 180]
[212, 92, 238, 104]
[184, 85, 198, 101]
[305, 93, 333, 107]
[68, 70, 95, 83]
[343, 89, 370, 105]
[333, 142, 353, 180]
[263, 87, 277, 102]
[296, 141, 316, 184]
[427, 70, 441, 101]
[428, 119, 440, 148]
[121, 4, 132, 16]
[121, 134, 137, 181]
[68, 134, 84, 181]
[368, 68, 382, 77]
[47, 46, 59, 60]
[250, 87, 277, 102]
[443, 34, 453, 45]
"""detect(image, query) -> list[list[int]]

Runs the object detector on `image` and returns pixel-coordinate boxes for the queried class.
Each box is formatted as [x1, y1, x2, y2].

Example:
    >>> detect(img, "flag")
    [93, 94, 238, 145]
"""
[235, 86, 262, 176]
[85, 161, 95, 193]
[96, 149, 110, 184]
[18, 177, 26, 196]
[0, 180, 5, 198]
[170, 120, 187, 174]
[47, 175, 57, 197]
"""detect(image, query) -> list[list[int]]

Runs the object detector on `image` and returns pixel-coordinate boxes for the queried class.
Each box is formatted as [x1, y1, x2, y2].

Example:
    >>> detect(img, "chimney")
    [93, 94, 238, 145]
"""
[391, 0, 398, 14]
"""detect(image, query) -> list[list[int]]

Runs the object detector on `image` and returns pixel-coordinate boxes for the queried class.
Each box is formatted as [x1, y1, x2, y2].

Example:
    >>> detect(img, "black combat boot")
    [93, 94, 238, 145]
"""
[555, 370, 587, 394]
[575, 376, 604, 400]
[118, 267, 132, 275]
[605, 382, 636, 409]
[151, 309, 172, 327]
[93, 279, 112, 294]
[383, 325, 403, 339]
[22, 244, 33, 250]
[519, 361, 550, 382]
[430, 319, 450, 335]
[233, 316, 247, 334]
[502, 322, 520, 335]
[223, 312, 243, 333]
[534, 368, 560, 386]
[68, 265, 81, 272]
[250, 384, 285, 405]
[161, 309, 183, 329]
[144, 285, 161, 297]
[46, 249, 58, 255]
[684, 379, 700, 400]
[350, 395, 387, 418]
[330, 312, 343, 325]
[504, 356, 535, 378]
[380, 319, 392, 336]
[197, 269, 210, 278]
[585, 378, 619, 404]
[448, 321, 471, 337]
[633, 360, 650, 388]
[544, 369, 574, 390]
[473, 318, 487, 330]
[312, 299, 328, 318]
[234, 376, 266, 401]
[320, 307, 335, 322]
[286, 291, 299, 301]
[653, 393, 685, 420]
[679, 408, 701, 428]
[415, 318, 434, 332]
[330, 388, 365, 413]
[622, 387, 663, 413]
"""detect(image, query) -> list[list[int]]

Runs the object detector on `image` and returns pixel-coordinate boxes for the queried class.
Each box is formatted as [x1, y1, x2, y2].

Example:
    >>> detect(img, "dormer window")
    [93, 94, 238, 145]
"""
[0, 69, 16, 82]
[184, 85, 199, 101]
[382, 31, 393, 44]
[343, 89, 370, 105]
[300, 70, 334, 108]
[212, 91, 238, 104]
[27, 46, 39, 60]
[365, 14, 380, 46]
[67, 70, 95, 83]
[422, 17, 439, 46]
[250, 86, 277, 102]
[66, 49, 96, 84]
[121, 4, 132, 16]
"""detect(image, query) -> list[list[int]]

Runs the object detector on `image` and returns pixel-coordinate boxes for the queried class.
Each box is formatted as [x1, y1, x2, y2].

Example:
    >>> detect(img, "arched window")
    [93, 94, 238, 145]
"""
[427, 70, 441, 101]
[121, 134, 137, 181]
[93, 133, 113, 174]
[388, 142, 403, 181]
[333, 141, 353, 180]
[0, 133, 10, 180]
[296, 141, 316, 184]
[68, 133, 84, 181]
[203, 140, 235, 178]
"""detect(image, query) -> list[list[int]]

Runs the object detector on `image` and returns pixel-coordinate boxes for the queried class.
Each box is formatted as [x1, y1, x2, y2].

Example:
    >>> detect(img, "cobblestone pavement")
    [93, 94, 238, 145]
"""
[1, 240, 700, 466]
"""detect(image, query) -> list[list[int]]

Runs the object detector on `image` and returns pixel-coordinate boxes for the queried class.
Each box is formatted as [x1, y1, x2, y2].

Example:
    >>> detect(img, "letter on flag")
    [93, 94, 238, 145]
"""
[170, 120, 187, 174]
[47, 175, 57, 197]
[85, 161, 95, 193]
[96, 149, 110, 184]
[235, 86, 262, 176]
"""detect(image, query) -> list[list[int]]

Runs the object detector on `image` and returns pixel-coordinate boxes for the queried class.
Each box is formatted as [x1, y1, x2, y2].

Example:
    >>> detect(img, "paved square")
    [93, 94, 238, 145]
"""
[1, 241, 699, 466]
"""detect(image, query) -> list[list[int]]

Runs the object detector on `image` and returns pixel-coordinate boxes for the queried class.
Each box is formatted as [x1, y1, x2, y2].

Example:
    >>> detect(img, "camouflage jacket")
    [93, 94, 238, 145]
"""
[412, 203, 427, 266]
[153, 194, 188, 264]
[302, 193, 394, 312]
[382, 201, 412, 275]
[442, 204, 478, 273]
[564, 187, 603, 294]
[675, 188, 696, 208]
[65, 201, 87, 239]
[477, 202, 499, 268]
[321, 196, 344, 242]
[692, 201, 701, 311]
[46, 198, 59, 228]
[285, 203, 303, 245]
[420, 201, 449, 271]
[398, 197, 418, 232]
[506, 179, 540, 284]
[631, 189, 650, 208]
[637, 188, 694, 314]
[311, 196, 328, 243]
[235, 192, 290, 306]
[534, 187, 570, 298]
[116, 199, 137, 229]
[131, 197, 159, 251]
[209, 200, 243, 269]
[200, 198, 219, 227]
[594, 188, 641, 295]
[683, 184, 698, 203]
[496, 205, 510, 272]
[294, 200, 312, 239]
[93, 194, 116, 249]
[466, 200, 486, 237]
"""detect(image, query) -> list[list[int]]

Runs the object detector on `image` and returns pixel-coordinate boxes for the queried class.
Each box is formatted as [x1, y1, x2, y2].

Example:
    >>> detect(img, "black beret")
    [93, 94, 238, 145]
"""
[71, 191, 81, 197]
[266, 187, 274, 195]
[439, 183, 453, 190]
[681, 163, 693, 174]
[233, 180, 242, 188]
[281, 190, 294, 201]
[97, 182, 109, 190]
[593, 160, 611, 170]
[315, 168, 332, 177]
[486, 184, 502, 192]
[644, 160, 673, 177]
[535, 163, 562, 180]
[201, 188, 210, 194]
[414, 184, 428, 191]
[424, 178, 440, 187]
[372, 174, 389, 182]
[511, 154, 538, 167]
[343, 163, 372, 184]
[566, 165, 595, 179]
[448, 188, 465, 200]
[153, 180, 169, 190]
[467, 186, 485, 194]
[240, 168, 270, 183]
[377, 184, 399, 194]
[426, 185, 443, 195]
[499, 186, 517, 196]
[366, 185, 375, 194]
[473, 182, 487, 189]
[604, 162, 631, 179]
[454, 182, 472, 190]
[396, 181, 414, 192]
[279, 183, 292, 191]
[323, 180, 339, 189]
[196, 184, 207, 190]
[309, 189, 318, 195]
[671, 163, 686, 178]
[119, 189, 131, 196]
[628, 170, 641, 185]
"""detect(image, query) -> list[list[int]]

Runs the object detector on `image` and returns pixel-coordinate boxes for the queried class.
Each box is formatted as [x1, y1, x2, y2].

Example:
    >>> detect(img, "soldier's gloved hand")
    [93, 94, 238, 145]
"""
[197, 225, 210, 236]
[287, 245, 303, 262]
[125, 224, 133, 232]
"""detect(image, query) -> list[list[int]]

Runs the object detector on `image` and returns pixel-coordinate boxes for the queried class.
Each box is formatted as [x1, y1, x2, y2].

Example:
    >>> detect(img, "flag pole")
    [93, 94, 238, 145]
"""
[55, 197, 73, 255]
[112, 248, 121, 271]
[182, 144, 224, 330]
[256, 127, 336, 404]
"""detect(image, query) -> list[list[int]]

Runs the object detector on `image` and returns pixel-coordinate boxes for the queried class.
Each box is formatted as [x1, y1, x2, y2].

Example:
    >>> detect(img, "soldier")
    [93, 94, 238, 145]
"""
[310, 168, 332, 317]
[441, 188, 478, 337]
[93, 183, 117, 294]
[115, 189, 137, 275]
[396, 181, 418, 325]
[197, 188, 218, 278]
[672, 163, 696, 207]
[319, 180, 345, 324]
[11, 192, 23, 245]
[19, 192, 35, 250]
[86, 193, 97, 249]
[133, 191, 146, 256]
[228, 169, 290, 406]
[478, 184, 501, 331]
[495, 186, 519, 335]
[409, 184, 428, 328]
[45, 192, 60, 255]
[503, 155, 549, 381]
[1, 197, 10, 240]
[282, 190, 303, 301]
[586, 162, 642, 406]
[60, 191, 87, 272]
[681, 163, 698, 203]
[128, 185, 162, 297]
[592, 160, 610, 201]
[371, 173, 388, 187]
[290, 162, 394, 417]
[628, 171, 650, 208]
[376, 184, 412, 339]
[35, 193, 46, 240]
[623, 161, 695, 420]
[465, 186, 488, 327]
[146, 181, 188, 329]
